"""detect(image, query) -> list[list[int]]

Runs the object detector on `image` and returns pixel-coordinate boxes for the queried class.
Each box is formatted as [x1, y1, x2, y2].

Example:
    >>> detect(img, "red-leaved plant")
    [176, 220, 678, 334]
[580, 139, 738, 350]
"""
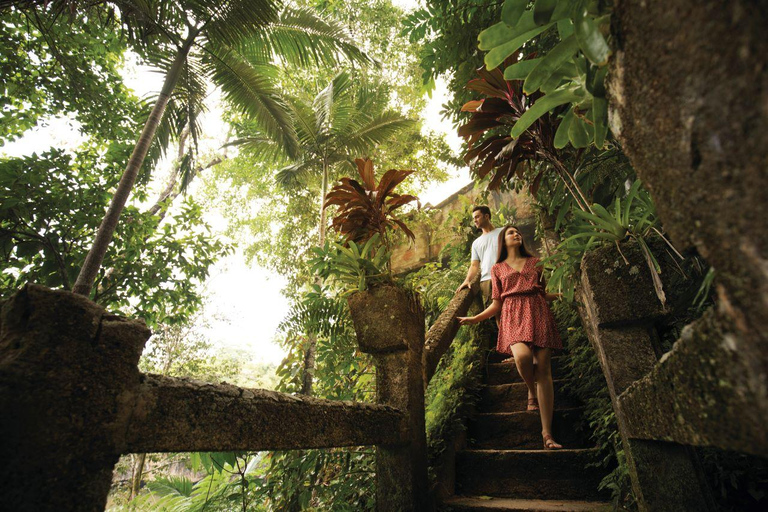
[323, 158, 419, 246]
[459, 58, 559, 196]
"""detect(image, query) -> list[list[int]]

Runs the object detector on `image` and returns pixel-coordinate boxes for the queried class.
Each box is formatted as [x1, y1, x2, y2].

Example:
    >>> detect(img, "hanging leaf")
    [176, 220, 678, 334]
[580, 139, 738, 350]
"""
[533, 0, 559, 25]
[574, 9, 611, 65]
[502, 0, 529, 27]
[554, 108, 575, 149]
[591, 97, 608, 148]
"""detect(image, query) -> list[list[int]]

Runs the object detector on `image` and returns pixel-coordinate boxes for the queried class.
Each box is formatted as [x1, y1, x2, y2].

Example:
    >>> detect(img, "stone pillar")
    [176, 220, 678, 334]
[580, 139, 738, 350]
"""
[0, 284, 150, 512]
[577, 242, 715, 512]
[348, 285, 429, 511]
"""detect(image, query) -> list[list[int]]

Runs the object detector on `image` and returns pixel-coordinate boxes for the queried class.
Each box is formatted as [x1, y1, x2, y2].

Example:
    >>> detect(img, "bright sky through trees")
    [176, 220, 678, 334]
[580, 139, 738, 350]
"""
[1, 0, 469, 367]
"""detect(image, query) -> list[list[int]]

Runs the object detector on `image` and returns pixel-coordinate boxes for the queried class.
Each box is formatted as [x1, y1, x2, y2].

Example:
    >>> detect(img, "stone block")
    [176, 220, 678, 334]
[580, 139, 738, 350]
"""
[619, 310, 768, 458]
[347, 285, 424, 354]
[580, 240, 669, 327]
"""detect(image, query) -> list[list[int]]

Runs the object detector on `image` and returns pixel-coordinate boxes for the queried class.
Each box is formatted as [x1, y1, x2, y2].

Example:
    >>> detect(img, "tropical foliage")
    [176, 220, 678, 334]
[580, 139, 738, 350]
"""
[477, 0, 612, 149]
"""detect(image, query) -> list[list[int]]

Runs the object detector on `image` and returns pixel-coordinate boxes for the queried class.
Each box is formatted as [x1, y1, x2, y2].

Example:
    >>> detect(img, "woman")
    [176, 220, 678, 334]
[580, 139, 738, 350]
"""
[458, 225, 564, 450]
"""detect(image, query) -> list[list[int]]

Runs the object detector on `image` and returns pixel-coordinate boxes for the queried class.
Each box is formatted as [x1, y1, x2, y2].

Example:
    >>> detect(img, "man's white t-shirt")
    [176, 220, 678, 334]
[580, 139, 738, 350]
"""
[471, 227, 503, 282]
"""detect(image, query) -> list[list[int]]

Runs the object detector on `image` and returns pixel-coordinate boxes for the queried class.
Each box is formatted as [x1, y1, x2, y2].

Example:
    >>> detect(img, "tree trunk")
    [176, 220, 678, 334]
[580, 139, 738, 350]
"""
[72, 31, 199, 297]
[129, 452, 147, 500]
[301, 159, 330, 395]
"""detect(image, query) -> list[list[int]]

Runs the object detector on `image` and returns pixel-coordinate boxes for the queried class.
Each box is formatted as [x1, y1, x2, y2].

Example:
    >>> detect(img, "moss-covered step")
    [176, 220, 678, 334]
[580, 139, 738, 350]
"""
[485, 357, 567, 386]
[455, 448, 608, 501]
[479, 381, 579, 413]
[440, 496, 611, 511]
[468, 408, 591, 450]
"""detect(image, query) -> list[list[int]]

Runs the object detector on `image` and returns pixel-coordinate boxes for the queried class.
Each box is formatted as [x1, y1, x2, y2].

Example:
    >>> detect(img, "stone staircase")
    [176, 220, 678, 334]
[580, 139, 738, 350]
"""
[441, 353, 612, 511]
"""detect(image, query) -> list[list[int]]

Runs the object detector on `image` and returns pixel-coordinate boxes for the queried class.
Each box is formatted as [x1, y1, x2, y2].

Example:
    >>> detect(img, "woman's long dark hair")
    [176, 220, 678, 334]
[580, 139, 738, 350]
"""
[496, 225, 533, 263]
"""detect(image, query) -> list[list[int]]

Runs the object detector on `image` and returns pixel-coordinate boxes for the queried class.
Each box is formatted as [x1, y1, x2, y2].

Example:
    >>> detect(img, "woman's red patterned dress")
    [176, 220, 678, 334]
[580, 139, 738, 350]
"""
[491, 257, 563, 354]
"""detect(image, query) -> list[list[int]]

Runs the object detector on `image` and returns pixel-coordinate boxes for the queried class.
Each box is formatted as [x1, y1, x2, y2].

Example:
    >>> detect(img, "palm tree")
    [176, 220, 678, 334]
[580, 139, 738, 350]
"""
[235, 71, 415, 394]
[70, 0, 370, 296]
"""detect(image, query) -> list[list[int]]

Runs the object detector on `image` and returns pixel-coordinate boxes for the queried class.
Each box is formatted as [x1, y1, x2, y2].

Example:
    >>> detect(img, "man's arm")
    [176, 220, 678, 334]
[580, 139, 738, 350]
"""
[457, 260, 480, 292]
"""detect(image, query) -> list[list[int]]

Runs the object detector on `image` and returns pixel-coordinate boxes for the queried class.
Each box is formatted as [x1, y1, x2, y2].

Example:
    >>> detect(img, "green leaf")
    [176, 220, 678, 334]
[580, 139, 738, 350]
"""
[523, 34, 579, 93]
[554, 108, 574, 149]
[533, 0, 559, 25]
[501, 0, 528, 27]
[510, 87, 581, 138]
[484, 20, 555, 70]
[503, 58, 542, 80]
[574, 9, 611, 65]
[557, 18, 574, 39]
[591, 96, 608, 148]
[568, 113, 590, 148]
[572, 208, 622, 234]
[477, 22, 515, 51]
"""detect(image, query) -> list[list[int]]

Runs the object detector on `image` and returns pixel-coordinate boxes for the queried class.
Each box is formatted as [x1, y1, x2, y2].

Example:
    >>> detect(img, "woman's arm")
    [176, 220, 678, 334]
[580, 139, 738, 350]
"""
[457, 299, 502, 325]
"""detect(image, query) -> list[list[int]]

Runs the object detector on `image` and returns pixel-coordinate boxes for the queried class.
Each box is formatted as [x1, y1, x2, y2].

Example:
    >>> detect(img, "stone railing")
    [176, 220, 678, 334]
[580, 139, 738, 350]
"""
[422, 272, 481, 388]
[577, 239, 767, 511]
[0, 284, 425, 511]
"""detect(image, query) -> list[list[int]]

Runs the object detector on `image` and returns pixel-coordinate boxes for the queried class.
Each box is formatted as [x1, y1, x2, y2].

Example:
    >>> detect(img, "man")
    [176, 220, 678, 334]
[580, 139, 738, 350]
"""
[457, 205, 502, 306]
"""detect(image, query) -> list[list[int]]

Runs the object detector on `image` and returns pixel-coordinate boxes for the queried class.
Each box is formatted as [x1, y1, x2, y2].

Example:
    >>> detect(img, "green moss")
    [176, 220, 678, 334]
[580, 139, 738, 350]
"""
[424, 324, 485, 465]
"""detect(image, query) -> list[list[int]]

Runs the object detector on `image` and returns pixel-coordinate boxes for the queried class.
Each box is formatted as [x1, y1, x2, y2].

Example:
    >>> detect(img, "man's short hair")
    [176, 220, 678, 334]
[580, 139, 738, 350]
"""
[472, 205, 491, 218]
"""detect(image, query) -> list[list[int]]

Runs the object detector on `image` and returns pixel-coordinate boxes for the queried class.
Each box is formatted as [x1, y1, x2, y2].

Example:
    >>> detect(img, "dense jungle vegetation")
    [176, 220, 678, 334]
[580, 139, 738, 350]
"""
[1, 0, 765, 510]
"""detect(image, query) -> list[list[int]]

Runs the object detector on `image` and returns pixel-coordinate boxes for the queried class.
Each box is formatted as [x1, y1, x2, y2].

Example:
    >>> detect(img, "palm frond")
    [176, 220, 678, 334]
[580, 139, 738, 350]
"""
[205, 43, 299, 159]
[241, 6, 372, 69]
[340, 113, 415, 156]
[195, 0, 279, 46]
[313, 71, 354, 136]
[227, 134, 288, 164]
[275, 159, 319, 189]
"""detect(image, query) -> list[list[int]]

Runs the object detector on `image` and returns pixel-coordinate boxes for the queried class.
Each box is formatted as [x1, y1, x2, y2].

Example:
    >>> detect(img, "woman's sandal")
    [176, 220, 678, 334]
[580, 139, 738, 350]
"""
[527, 397, 539, 411]
[543, 433, 563, 450]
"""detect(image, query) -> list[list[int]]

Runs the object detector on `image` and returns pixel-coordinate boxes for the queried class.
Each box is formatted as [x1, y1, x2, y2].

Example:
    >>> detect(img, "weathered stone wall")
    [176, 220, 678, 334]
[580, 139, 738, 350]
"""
[578, 242, 715, 511]
[609, 0, 768, 382]
[347, 285, 429, 511]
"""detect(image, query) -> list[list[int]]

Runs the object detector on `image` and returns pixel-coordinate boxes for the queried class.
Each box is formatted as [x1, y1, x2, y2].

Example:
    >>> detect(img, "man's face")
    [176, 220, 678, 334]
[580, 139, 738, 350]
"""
[472, 210, 489, 229]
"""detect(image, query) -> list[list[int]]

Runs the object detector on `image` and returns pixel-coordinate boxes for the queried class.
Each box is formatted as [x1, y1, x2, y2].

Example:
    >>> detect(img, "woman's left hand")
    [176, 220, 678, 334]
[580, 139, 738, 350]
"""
[457, 316, 478, 326]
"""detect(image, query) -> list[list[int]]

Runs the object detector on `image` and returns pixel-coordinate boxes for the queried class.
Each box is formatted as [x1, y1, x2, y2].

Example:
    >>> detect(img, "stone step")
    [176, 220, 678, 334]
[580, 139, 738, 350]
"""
[479, 381, 579, 413]
[455, 449, 608, 501]
[440, 496, 612, 512]
[468, 409, 591, 450]
[485, 357, 567, 386]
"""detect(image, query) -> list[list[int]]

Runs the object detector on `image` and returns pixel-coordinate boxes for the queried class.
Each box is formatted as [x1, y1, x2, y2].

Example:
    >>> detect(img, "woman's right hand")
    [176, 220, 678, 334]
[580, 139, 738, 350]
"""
[457, 316, 478, 326]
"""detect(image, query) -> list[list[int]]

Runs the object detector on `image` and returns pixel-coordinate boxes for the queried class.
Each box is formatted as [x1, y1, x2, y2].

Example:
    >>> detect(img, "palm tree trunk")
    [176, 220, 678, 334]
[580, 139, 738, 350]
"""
[300, 158, 330, 395]
[318, 157, 329, 246]
[72, 32, 199, 296]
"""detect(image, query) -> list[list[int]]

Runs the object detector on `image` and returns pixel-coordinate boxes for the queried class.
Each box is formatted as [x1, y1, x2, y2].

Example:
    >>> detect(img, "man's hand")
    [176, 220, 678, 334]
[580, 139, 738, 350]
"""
[456, 281, 471, 293]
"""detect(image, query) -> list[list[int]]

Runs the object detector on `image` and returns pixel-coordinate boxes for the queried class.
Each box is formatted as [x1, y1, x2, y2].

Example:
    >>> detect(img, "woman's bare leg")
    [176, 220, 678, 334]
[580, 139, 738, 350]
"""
[534, 347, 562, 448]
[511, 343, 536, 405]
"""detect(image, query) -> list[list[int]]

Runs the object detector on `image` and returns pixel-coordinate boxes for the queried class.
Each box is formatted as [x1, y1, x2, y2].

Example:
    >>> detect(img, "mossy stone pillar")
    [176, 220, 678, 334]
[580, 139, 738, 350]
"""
[0, 284, 150, 511]
[578, 242, 714, 512]
[348, 285, 429, 511]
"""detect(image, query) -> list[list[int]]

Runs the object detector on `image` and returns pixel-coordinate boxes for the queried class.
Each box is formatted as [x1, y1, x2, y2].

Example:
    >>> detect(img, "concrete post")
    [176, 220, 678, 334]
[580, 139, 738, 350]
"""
[348, 285, 429, 511]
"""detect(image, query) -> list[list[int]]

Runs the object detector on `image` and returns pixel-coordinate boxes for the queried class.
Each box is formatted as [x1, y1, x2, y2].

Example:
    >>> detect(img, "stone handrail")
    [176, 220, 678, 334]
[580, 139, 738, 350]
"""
[123, 374, 405, 453]
[0, 284, 412, 512]
[422, 272, 481, 388]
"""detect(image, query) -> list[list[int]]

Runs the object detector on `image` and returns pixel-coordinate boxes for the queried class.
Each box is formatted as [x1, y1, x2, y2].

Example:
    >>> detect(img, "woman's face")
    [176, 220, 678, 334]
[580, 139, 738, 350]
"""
[505, 228, 523, 248]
